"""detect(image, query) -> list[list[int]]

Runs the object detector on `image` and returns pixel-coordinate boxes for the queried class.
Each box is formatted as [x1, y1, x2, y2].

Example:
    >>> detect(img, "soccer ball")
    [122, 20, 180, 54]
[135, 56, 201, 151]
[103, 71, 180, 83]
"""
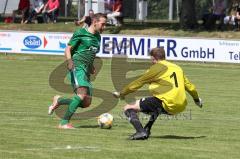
[97, 113, 113, 129]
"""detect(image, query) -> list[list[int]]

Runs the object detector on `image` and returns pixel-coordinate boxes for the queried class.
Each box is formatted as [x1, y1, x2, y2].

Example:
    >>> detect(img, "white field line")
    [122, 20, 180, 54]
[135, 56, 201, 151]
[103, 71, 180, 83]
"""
[24, 145, 101, 152]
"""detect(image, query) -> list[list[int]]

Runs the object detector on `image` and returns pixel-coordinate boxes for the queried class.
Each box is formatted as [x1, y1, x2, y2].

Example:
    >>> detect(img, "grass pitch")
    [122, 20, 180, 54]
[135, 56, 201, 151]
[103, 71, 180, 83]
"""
[0, 53, 240, 159]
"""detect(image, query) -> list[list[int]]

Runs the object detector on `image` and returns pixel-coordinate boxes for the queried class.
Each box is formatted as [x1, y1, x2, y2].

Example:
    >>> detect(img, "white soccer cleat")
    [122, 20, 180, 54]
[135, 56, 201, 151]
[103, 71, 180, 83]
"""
[48, 95, 61, 115]
[195, 98, 203, 108]
[112, 91, 121, 98]
[48, 105, 55, 115]
[58, 123, 75, 129]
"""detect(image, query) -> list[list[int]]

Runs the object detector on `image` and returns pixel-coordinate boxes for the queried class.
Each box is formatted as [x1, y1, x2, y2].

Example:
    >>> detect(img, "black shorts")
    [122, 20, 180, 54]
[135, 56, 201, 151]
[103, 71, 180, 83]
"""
[139, 97, 169, 115]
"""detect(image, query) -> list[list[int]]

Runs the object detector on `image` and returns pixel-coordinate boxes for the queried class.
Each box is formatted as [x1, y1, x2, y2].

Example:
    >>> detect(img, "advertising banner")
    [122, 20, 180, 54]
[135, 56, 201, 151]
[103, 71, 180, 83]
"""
[0, 30, 240, 63]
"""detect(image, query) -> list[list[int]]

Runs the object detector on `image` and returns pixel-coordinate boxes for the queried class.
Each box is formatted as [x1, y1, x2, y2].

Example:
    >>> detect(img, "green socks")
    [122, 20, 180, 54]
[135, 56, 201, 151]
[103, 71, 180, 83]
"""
[60, 95, 82, 125]
[57, 97, 72, 105]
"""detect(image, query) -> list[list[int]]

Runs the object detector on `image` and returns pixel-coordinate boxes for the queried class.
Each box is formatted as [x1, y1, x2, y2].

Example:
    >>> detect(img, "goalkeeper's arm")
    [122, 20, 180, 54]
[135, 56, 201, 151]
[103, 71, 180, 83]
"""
[113, 64, 163, 99]
[184, 74, 203, 108]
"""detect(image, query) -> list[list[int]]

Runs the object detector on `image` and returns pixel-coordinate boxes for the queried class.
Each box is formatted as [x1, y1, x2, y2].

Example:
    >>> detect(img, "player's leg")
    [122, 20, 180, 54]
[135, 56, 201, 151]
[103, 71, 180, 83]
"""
[59, 87, 87, 128]
[57, 68, 92, 128]
[48, 95, 61, 115]
[81, 85, 92, 108]
[48, 95, 73, 115]
[124, 100, 147, 140]
[140, 97, 168, 138]
[143, 113, 158, 138]
[82, 95, 92, 108]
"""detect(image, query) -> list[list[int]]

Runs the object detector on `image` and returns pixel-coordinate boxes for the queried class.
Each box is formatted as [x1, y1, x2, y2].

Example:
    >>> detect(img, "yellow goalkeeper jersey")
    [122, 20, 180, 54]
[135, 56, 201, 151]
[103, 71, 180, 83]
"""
[120, 60, 199, 115]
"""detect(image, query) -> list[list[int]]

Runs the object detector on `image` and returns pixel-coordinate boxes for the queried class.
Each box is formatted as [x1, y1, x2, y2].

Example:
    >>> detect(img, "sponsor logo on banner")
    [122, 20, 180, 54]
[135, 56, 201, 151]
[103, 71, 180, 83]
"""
[59, 41, 67, 49]
[23, 36, 42, 49]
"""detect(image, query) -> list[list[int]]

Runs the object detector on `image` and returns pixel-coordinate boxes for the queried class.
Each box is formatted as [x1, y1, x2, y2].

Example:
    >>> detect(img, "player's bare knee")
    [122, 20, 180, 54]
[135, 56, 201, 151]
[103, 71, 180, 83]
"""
[77, 94, 86, 100]
[123, 104, 133, 111]
[82, 97, 92, 108]
[83, 104, 90, 108]
[76, 87, 88, 100]
[82, 101, 91, 108]
[123, 100, 140, 112]
[76, 87, 87, 94]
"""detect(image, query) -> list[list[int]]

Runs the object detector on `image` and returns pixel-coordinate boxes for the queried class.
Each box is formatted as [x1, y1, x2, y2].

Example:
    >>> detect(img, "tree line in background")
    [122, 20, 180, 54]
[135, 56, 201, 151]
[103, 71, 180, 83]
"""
[57, 0, 233, 29]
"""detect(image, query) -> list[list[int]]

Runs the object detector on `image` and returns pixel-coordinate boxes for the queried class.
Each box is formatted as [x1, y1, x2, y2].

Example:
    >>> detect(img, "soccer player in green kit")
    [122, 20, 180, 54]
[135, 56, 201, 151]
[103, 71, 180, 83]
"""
[48, 13, 107, 129]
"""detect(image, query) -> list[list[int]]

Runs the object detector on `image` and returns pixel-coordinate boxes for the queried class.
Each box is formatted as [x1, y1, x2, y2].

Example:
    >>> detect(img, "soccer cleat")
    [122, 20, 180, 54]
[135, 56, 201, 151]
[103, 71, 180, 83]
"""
[48, 105, 55, 115]
[129, 131, 148, 140]
[194, 98, 203, 108]
[48, 95, 61, 115]
[112, 91, 120, 98]
[58, 123, 75, 129]
[112, 91, 125, 99]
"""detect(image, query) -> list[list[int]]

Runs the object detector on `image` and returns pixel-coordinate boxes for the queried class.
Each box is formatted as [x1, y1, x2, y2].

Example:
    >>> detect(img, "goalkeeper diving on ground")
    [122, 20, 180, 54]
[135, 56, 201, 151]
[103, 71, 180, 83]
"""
[113, 47, 203, 140]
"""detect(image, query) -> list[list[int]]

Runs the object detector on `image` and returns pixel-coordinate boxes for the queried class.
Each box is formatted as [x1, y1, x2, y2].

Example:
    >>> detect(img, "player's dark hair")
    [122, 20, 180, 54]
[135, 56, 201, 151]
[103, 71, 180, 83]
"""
[92, 13, 107, 21]
[149, 47, 166, 60]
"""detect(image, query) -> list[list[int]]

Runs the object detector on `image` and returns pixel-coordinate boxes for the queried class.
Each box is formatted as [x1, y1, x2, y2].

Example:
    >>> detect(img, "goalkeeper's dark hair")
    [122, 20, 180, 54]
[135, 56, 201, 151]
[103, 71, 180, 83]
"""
[92, 13, 107, 21]
[149, 47, 166, 60]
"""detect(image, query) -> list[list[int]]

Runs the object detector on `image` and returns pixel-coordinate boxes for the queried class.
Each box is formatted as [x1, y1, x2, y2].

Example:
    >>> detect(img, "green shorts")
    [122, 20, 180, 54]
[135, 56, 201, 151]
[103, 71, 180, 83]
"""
[67, 68, 92, 97]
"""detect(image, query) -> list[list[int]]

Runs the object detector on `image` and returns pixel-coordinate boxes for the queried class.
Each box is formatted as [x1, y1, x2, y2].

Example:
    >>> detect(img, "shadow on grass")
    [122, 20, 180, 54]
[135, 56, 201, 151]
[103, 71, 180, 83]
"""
[151, 135, 206, 140]
[75, 125, 99, 129]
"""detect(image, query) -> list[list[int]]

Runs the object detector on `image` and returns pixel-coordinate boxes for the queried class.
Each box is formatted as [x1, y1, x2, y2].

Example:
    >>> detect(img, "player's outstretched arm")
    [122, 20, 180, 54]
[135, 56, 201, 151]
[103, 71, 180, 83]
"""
[184, 74, 203, 108]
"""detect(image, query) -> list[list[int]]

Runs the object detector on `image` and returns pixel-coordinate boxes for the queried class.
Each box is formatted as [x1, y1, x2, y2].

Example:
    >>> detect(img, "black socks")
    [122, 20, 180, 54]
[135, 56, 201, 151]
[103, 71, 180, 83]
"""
[124, 109, 145, 133]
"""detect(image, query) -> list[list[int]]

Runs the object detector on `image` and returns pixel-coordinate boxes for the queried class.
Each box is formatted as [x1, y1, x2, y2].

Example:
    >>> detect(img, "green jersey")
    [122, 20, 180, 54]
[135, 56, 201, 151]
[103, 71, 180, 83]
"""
[68, 28, 101, 72]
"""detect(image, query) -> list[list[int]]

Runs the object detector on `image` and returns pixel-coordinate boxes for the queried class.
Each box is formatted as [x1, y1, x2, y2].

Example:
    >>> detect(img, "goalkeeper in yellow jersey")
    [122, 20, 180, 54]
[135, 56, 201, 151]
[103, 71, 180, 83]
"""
[113, 47, 203, 140]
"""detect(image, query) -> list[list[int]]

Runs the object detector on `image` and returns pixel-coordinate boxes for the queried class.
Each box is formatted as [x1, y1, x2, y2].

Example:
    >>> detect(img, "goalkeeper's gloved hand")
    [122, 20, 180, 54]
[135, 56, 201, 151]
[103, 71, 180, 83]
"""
[194, 98, 203, 108]
[112, 91, 124, 99]
[67, 59, 74, 71]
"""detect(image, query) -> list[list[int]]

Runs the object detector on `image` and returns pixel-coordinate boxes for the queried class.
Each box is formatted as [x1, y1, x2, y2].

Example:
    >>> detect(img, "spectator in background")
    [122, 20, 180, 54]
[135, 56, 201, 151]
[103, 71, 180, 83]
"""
[201, 2, 213, 27]
[104, 0, 115, 14]
[107, 0, 123, 26]
[205, 0, 226, 30]
[75, 9, 94, 28]
[233, 1, 240, 30]
[12, 0, 30, 23]
[42, 0, 60, 23]
[224, 0, 240, 30]
[24, 0, 44, 24]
